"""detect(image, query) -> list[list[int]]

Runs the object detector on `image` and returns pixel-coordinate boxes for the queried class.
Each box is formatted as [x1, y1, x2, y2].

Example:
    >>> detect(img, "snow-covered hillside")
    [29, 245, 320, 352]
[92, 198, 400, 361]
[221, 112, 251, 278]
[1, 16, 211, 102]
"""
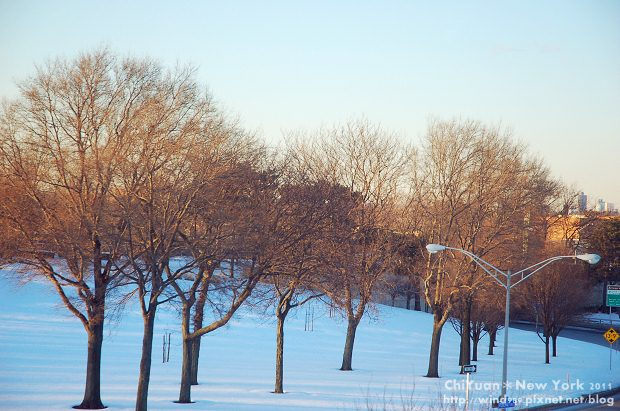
[0, 278, 618, 410]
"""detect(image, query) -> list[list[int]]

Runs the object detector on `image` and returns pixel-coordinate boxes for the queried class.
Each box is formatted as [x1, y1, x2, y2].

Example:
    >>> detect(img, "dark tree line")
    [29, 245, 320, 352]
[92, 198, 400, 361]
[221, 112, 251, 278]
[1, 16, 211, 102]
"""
[0, 51, 410, 410]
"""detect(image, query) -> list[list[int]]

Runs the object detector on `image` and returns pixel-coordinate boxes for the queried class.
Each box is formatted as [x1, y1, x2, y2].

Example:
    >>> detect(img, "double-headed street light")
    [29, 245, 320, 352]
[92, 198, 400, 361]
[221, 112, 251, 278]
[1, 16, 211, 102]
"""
[425, 243, 601, 401]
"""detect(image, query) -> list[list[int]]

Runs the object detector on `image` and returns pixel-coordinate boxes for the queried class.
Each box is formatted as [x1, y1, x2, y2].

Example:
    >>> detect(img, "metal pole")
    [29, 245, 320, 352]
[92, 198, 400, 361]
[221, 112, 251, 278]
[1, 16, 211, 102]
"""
[500, 270, 511, 400]
[465, 371, 470, 411]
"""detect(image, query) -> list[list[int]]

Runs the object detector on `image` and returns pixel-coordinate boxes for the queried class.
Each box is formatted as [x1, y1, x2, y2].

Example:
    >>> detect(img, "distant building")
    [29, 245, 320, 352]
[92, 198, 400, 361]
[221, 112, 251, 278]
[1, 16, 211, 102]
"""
[605, 202, 616, 213]
[578, 192, 587, 213]
[596, 198, 606, 213]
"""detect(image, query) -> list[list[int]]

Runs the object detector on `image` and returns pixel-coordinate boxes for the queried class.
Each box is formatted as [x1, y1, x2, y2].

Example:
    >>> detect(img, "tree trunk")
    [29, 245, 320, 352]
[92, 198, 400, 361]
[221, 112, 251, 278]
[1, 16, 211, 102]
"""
[189, 338, 200, 385]
[177, 305, 194, 403]
[472, 335, 478, 362]
[340, 319, 359, 371]
[190, 282, 208, 386]
[274, 312, 286, 393]
[488, 329, 496, 355]
[552, 334, 558, 357]
[458, 321, 463, 366]
[426, 320, 443, 378]
[177, 337, 194, 403]
[414, 292, 421, 311]
[544, 335, 550, 364]
[74, 322, 105, 409]
[75, 246, 106, 409]
[405, 293, 411, 310]
[459, 300, 471, 370]
[136, 308, 156, 411]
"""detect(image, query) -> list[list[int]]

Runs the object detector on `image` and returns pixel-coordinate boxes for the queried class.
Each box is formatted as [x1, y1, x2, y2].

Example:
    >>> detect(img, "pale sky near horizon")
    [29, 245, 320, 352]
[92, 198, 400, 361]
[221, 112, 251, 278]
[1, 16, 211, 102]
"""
[1, 1, 619, 205]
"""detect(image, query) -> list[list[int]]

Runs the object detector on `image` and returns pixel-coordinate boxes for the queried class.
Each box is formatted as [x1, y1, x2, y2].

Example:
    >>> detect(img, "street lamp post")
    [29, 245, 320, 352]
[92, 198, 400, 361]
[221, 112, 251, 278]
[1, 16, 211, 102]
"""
[425, 244, 600, 401]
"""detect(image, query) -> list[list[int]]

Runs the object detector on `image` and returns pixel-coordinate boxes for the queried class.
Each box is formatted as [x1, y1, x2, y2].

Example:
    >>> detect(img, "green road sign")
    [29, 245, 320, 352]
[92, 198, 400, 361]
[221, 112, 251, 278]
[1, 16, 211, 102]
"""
[607, 285, 620, 307]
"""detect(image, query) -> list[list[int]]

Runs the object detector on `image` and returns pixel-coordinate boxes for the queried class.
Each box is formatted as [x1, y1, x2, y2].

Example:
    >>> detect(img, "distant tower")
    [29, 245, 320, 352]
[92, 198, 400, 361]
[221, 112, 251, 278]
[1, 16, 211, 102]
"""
[577, 192, 587, 213]
[596, 198, 605, 212]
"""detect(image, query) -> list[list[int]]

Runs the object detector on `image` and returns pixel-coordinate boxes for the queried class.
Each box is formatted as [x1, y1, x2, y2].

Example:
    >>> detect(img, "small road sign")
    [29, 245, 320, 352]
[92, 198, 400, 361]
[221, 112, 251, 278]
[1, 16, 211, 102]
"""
[463, 364, 477, 373]
[604, 327, 619, 344]
[498, 399, 516, 409]
[607, 285, 620, 307]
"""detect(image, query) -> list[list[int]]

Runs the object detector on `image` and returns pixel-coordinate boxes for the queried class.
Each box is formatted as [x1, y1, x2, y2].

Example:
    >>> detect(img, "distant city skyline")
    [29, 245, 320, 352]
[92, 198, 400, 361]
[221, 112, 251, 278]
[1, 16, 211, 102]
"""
[582, 193, 617, 213]
[1, 1, 618, 202]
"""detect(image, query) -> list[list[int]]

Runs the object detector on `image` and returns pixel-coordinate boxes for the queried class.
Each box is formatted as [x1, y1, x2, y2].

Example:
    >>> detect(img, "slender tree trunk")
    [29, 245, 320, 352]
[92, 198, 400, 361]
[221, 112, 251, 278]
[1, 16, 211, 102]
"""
[472, 335, 478, 362]
[544, 335, 550, 364]
[458, 320, 463, 367]
[190, 282, 208, 385]
[177, 305, 194, 403]
[405, 293, 411, 310]
[136, 308, 157, 411]
[274, 291, 293, 393]
[74, 321, 105, 409]
[274, 312, 286, 393]
[552, 334, 558, 357]
[414, 292, 421, 311]
[488, 329, 496, 355]
[340, 318, 359, 371]
[460, 300, 471, 370]
[426, 320, 443, 378]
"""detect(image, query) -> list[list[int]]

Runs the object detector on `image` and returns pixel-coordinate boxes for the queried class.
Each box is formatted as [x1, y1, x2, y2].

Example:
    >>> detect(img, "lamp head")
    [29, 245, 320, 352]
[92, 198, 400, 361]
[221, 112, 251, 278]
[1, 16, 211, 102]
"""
[426, 243, 447, 254]
[576, 253, 601, 265]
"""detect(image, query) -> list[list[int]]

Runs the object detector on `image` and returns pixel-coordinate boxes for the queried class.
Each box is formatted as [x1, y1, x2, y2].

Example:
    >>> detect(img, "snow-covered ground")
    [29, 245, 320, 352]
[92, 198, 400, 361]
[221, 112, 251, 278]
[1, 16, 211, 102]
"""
[1, 277, 619, 410]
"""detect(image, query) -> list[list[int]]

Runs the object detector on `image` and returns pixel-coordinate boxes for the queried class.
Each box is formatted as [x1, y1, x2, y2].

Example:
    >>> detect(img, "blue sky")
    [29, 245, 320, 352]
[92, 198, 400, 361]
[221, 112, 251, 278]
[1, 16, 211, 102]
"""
[1, 1, 619, 205]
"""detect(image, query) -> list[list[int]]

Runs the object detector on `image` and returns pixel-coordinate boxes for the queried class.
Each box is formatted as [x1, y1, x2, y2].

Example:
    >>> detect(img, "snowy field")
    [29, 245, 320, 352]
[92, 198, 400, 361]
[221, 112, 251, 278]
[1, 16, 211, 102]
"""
[1, 278, 619, 411]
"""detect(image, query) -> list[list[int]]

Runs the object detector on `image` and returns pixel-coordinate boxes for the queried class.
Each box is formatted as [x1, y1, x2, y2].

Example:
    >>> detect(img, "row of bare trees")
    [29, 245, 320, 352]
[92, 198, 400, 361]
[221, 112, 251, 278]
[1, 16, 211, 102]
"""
[0, 50, 272, 409]
[0, 50, 411, 410]
[0, 50, 598, 410]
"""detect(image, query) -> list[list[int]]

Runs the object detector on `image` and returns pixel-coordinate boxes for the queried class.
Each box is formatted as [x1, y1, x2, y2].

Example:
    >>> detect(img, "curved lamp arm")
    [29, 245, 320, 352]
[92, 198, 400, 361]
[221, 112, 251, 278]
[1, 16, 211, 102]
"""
[426, 243, 600, 290]
[510, 253, 600, 288]
[427, 244, 508, 289]
[444, 247, 509, 289]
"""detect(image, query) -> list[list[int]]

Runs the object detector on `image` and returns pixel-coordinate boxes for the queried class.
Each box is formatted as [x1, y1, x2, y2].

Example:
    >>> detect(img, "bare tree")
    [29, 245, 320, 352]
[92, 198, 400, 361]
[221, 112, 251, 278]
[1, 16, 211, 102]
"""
[408, 119, 559, 377]
[517, 247, 590, 363]
[450, 282, 506, 363]
[479, 290, 505, 356]
[266, 178, 337, 394]
[173, 160, 281, 404]
[291, 120, 408, 371]
[108, 61, 226, 411]
[469, 287, 503, 361]
[251, 154, 373, 394]
[0, 49, 164, 409]
[161, 123, 259, 392]
[173, 154, 345, 402]
[391, 237, 425, 311]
